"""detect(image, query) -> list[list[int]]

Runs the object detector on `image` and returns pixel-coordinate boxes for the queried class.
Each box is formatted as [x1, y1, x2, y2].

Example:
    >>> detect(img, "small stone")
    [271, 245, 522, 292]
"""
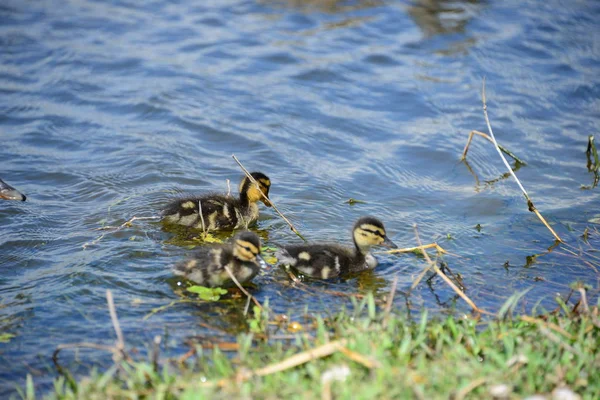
[489, 384, 512, 399]
[552, 387, 581, 400]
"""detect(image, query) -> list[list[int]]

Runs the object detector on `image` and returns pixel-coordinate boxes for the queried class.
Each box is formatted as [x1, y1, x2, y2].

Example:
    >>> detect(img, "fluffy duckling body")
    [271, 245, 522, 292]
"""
[162, 172, 271, 231]
[276, 216, 396, 279]
[0, 178, 26, 201]
[173, 231, 265, 288]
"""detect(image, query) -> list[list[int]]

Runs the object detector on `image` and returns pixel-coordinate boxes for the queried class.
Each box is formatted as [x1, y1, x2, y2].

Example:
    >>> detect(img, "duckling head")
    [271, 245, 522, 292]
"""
[0, 178, 26, 201]
[352, 216, 397, 254]
[232, 231, 265, 266]
[239, 172, 271, 207]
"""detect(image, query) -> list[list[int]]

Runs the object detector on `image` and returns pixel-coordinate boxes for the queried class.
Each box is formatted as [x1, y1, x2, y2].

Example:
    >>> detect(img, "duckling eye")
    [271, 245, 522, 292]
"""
[243, 246, 257, 255]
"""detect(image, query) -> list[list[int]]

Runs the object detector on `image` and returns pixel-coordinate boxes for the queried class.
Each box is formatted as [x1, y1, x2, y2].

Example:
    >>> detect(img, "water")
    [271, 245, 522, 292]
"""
[1, 0, 599, 395]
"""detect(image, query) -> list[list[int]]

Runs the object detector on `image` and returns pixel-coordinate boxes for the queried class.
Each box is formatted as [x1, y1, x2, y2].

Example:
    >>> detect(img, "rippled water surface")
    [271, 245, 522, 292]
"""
[1, 0, 600, 395]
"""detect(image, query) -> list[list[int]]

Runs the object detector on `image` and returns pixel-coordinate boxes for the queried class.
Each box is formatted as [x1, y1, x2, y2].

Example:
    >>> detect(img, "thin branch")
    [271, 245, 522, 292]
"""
[198, 200, 207, 238]
[461, 130, 526, 164]
[382, 276, 398, 328]
[106, 290, 125, 353]
[339, 346, 380, 369]
[380, 243, 447, 255]
[232, 154, 307, 242]
[413, 224, 486, 315]
[226, 179, 232, 197]
[53, 343, 117, 364]
[254, 339, 348, 376]
[481, 79, 562, 243]
[224, 266, 262, 312]
[83, 216, 160, 249]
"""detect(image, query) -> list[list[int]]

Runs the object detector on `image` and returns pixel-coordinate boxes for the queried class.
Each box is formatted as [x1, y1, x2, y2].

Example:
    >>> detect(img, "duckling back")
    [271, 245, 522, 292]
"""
[173, 231, 263, 288]
[162, 172, 271, 232]
[163, 195, 248, 231]
[276, 244, 362, 279]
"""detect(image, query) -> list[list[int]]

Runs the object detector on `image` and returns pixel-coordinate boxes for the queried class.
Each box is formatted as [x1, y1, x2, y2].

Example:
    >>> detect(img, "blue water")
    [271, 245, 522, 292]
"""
[1, 0, 599, 395]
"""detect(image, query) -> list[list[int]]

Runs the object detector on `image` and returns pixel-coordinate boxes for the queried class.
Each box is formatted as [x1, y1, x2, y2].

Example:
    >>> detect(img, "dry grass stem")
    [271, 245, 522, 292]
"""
[383, 276, 398, 327]
[577, 288, 600, 328]
[413, 224, 485, 314]
[461, 130, 525, 164]
[254, 339, 348, 376]
[519, 315, 575, 340]
[455, 378, 488, 400]
[480, 79, 562, 243]
[83, 215, 160, 249]
[224, 265, 262, 312]
[226, 179, 232, 197]
[197, 200, 207, 238]
[106, 290, 124, 352]
[53, 291, 131, 371]
[381, 243, 447, 255]
[339, 346, 380, 369]
[52, 343, 118, 365]
[232, 154, 307, 242]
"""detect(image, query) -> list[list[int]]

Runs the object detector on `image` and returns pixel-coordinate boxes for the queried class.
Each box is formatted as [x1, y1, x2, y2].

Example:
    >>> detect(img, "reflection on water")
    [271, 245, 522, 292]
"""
[407, 0, 481, 36]
[261, 0, 382, 13]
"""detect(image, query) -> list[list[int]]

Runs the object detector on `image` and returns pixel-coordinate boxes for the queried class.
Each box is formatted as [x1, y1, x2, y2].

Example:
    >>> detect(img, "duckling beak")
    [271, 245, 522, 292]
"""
[0, 187, 26, 201]
[261, 196, 272, 207]
[382, 236, 398, 249]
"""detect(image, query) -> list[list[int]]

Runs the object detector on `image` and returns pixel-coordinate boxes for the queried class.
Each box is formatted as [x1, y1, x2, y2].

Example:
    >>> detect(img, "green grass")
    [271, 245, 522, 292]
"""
[25, 294, 600, 399]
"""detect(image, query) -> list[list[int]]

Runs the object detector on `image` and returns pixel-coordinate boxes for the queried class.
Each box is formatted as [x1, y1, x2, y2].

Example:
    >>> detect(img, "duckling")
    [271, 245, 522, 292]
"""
[276, 216, 397, 279]
[162, 172, 271, 231]
[0, 178, 26, 201]
[173, 231, 266, 288]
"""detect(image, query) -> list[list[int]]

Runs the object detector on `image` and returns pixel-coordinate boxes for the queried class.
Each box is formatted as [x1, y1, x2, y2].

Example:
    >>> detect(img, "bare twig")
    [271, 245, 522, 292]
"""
[152, 336, 161, 372]
[232, 154, 307, 242]
[380, 243, 447, 255]
[83, 215, 160, 249]
[226, 179, 232, 197]
[224, 266, 262, 312]
[106, 290, 125, 354]
[480, 79, 562, 243]
[577, 288, 600, 329]
[520, 315, 575, 340]
[254, 339, 348, 376]
[455, 378, 488, 400]
[339, 346, 380, 369]
[198, 200, 207, 237]
[461, 130, 526, 164]
[382, 276, 398, 328]
[413, 225, 485, 314]
[53, 343, 117, 365]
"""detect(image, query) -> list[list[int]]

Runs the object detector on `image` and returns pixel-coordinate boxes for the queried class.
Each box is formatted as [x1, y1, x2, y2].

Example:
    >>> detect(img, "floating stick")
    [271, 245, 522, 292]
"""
[480, 79, 562, 243]
[232, 154, 307, 241]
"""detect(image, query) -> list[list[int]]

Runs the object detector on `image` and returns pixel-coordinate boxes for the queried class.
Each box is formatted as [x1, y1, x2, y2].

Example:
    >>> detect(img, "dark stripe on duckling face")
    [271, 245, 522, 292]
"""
[233, 239, 260, 262]
[353, 217, 397, 249]
[241, 172, 272, 207]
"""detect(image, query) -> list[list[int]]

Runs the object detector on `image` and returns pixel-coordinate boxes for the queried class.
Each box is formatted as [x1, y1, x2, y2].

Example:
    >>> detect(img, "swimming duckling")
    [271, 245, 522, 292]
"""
[162, 172, 271, 231]
[276, 216, 397, 279]
[173, 231, 266, 288]
[0, 178, 26, 201]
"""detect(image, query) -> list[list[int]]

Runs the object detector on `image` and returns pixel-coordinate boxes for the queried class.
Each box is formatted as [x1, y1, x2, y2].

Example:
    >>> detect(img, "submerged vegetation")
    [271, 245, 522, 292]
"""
[24, 292, 600, 399]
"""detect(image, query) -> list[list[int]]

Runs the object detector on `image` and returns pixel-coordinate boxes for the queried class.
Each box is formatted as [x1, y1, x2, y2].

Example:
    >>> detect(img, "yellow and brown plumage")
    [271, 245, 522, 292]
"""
[162, 172, 271, 231]
[0, 178, 26, 201]
[276, 216, 397, 279]
[173, 231, 265, 288]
